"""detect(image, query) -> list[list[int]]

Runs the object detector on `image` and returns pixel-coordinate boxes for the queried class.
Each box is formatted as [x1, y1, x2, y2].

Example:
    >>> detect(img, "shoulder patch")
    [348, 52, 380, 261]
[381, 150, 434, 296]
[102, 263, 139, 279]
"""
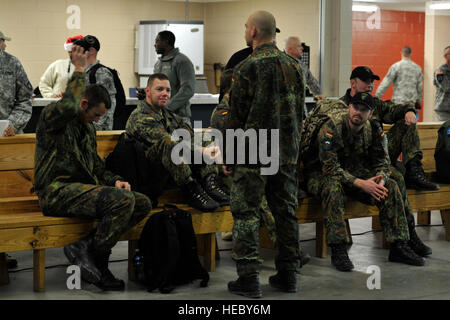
[322, 140, 332, 151]
[145, 117, 154, 120]
[325, 130, 334, 139]
[221, 111, 228, 115]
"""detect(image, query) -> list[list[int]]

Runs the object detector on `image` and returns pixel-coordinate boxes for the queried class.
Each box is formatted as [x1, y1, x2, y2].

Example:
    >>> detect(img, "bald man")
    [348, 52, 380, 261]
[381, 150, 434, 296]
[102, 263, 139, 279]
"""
[226, 11, 305, 298]
[285, 36, 323, 101]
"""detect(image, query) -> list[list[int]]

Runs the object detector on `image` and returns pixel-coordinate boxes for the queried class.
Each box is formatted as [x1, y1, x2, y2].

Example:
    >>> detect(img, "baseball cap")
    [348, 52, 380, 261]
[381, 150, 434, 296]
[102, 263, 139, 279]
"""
[350, 92, 375, 110]
[276, 27, 281, 33]
[0, 31, 11, 41]
[350, 66, 380, 81]
[74, 35, 100, 51]
[64, 35, 83, 51]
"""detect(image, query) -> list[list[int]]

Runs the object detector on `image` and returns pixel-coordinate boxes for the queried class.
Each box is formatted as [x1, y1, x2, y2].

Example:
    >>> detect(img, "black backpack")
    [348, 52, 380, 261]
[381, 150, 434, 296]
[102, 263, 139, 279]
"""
[134, 204, 209, 293]
[88, 63, 126, 119]
[434, 120, 450, 183]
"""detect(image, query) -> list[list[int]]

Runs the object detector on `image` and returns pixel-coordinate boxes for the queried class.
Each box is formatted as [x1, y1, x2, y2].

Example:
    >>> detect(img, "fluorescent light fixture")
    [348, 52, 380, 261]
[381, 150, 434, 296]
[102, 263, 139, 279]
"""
[352, 4, 378, 12]
[430, 2, 450, 10]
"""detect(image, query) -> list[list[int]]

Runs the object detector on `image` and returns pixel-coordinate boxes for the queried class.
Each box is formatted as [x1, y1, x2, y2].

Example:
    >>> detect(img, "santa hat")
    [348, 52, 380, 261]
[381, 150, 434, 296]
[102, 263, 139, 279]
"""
[64, 35, 83, 51]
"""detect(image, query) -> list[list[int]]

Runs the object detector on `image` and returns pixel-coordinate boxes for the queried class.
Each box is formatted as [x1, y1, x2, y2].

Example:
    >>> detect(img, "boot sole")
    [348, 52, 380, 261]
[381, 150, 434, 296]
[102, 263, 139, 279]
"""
[388, 255, 426, 266]
[228, 288, 262, 299]
[269, 279, 298, 293]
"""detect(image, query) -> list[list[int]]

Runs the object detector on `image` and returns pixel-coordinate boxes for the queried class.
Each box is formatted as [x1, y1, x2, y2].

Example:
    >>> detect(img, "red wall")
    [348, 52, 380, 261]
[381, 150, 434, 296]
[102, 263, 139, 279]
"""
[352, 9, 425, 120]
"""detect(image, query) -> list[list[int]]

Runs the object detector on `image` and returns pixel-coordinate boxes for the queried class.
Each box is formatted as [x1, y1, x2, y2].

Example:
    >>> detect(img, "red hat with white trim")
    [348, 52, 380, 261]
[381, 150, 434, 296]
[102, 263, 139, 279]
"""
[64, 35, 83, 51]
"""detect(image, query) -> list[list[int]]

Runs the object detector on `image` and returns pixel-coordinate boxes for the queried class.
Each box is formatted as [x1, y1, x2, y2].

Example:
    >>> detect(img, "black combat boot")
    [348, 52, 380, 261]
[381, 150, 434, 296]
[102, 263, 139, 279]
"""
[6, 254, 17, 269]
[408, 229, 432, 257]
[330, 243, 354, 272]
[93, 250, 125, 291]
[300, 249, 311, 267]
[269, 270, 298, 293]
[405, 159, 439, 191]
[63, 234, 102, 284]
[182, 179, 220, 212]
[228, 274, 262, 298]
[203, 174, 230, 206]
[388, 240, 426, 266]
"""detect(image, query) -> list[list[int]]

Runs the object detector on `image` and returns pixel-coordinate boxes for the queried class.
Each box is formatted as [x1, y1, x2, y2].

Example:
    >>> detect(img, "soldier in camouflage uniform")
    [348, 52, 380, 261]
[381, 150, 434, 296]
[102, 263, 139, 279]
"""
[341, 66, 439, 191]
[125, 73, 229, 212]
[226, 11, 304, 298]
[375, 46, 423, 107]
[303, 92, 428, 272]
[433, 46, 450, 121]
[77, 35, 117, 131]
[0, 30, 32, 136]
[34, 44, 152, 291]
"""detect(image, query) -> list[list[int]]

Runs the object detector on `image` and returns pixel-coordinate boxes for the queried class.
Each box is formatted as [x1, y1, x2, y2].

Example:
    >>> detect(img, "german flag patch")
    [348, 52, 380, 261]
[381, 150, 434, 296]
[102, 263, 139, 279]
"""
[325, 131, 334, 139]
[145, 117, 154, 120]
[381, 131, 385, 137]
[221, 111, 228, 115]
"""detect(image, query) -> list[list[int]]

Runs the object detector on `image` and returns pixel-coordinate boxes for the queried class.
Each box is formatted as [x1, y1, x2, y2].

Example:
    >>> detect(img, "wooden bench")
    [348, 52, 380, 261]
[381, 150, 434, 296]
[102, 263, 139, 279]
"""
[1, 123, 449, 291]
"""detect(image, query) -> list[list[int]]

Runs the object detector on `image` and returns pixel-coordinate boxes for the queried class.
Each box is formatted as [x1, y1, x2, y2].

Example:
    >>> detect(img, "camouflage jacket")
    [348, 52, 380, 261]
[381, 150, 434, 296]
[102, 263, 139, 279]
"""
[0, 50, 32, 133]
[304, 113, 391, 187]
[299, 60, 321, 96]
[341, 89, 416, 126]
[375, 59, 423, 104]
[125, 100, 196, 162]
[434, 63, 450, 114]
[34, 72, 122, 211]
[228, 43, 305, 166]
[210, 93, 230, 134]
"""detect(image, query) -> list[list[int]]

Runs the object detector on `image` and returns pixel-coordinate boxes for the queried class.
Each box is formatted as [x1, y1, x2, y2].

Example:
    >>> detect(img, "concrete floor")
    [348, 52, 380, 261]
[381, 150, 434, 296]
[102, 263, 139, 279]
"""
[1, 211, 450, 301]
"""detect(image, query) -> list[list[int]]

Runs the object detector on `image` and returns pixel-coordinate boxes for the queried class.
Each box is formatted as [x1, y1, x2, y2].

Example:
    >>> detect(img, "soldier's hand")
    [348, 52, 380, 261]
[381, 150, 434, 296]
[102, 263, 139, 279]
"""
[405, 111, 417, 126]
[222, 165, 233, 176]
[115, 180, 131, 191]
[71, 44, 88, 72]
[202, 144, 223, 164]
[354, 177, 388, 202]
[314, 95, 326, 100]
[3, 125, 15, 137]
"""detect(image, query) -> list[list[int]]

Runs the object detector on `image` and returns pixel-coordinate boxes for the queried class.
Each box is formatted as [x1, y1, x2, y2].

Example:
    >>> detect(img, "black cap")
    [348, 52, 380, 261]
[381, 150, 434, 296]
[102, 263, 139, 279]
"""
[350, 92, 375, 110]
[83, 35, 100, 51]
[350, 66, 380, 81]
[276, 27, 280, 33]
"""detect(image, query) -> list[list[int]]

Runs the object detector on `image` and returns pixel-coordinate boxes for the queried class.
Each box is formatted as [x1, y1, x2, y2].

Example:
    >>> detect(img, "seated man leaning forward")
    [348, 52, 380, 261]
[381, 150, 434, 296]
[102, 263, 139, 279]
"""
[302, 92, 430, 272]
[125, 73, 229, 212]
[33, 44, 152, 291]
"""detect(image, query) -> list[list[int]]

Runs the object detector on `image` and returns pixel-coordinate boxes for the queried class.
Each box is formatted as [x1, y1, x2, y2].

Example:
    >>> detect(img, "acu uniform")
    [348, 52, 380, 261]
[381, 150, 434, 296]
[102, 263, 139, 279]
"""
[434, 63, 450, 121]
[34, 72, 151, 254]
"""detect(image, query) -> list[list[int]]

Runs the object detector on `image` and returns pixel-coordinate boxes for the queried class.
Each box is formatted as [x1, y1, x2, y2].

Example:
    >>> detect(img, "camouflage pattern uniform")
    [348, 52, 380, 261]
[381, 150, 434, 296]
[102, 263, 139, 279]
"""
[433, 63, 450, 121]
[341, 89, 419, 174]
[34, 72, 151, 253]
[125, 99, 217, 193]
[86, 60, 116, 131]
[0, 50, 32, 133]
[375, 59, 423, 105]
[303, 113, 410, 245]
[227, 43, 304, 276]
[299, 60, 321, 96]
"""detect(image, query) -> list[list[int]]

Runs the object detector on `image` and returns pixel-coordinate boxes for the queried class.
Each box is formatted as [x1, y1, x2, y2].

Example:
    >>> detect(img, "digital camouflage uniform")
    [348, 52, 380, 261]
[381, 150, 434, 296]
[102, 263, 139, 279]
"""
[303, 113, 410, 245]
[210, 94, 277, 244]
[227, 43, 304, 276]
[341, 89, 419, 174]
[125, 99, 217, 193]
[34, 72, 151, 253]
[375, 59, 423, 105]
[299, 60, 321, 96]
[86, 61, 116, 131]
[0, 50, 32, 133]
[433, 63, 450, 121]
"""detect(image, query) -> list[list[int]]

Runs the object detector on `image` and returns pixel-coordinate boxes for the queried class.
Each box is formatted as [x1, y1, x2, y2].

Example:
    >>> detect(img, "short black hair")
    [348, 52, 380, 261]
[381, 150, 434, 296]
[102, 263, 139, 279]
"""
[158, 30, 175, 47]
[83, 84, 111, 109]
[147, 73, 169, 88]
[402, 46, 412, 56]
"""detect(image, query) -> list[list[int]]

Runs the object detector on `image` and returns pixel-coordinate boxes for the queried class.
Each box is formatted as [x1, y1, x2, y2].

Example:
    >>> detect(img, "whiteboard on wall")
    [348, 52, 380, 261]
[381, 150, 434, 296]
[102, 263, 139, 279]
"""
[136, 20, 204, 76]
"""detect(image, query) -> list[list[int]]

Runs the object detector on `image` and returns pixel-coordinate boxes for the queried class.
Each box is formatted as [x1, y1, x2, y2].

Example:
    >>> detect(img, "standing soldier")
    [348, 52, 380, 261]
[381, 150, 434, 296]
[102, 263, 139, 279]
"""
[375, 46, 423, 109]
[34, 44, 152, 291]
[433, 46, 450, 121]
[302, 93, 429, 272]
[0, 30, 32, 136]
[226, 10, 305, 298]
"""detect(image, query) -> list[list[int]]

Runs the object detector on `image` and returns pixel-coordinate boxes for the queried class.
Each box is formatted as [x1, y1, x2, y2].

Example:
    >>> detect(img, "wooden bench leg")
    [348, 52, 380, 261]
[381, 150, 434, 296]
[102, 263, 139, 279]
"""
[372, 216, 382, 231]
[345, 219, 353, 245]
[197, 233, 216, 272]
[0, 253, 9, 285]
[315, 221, 327, 258]
[418, 210, 431, 225]
[128, 240, 138, 281]
[382, 232, 389, 249]
[33, 249, 45, 292]
[441, 210, 450, 241]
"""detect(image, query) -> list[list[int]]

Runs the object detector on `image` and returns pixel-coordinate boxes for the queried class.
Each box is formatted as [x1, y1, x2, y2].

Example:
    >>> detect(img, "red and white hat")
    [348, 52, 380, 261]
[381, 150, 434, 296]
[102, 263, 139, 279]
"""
[64, 35, 83, 51]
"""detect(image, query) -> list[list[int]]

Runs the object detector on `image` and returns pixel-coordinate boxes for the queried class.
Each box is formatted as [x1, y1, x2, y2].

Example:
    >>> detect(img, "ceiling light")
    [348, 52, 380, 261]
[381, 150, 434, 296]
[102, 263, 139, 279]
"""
[430, 2, 450, 10]
[352, 4, 378, 12]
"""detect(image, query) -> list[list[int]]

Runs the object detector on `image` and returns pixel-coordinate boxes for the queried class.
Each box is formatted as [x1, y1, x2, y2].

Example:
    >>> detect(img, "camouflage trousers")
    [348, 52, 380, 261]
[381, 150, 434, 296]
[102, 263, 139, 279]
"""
[386, 119, 422, 174]
[41, 183, 151, 253]
[306, 170, 410, 245]
[230, 165, 301, 276]
[94, 106, 115, 131]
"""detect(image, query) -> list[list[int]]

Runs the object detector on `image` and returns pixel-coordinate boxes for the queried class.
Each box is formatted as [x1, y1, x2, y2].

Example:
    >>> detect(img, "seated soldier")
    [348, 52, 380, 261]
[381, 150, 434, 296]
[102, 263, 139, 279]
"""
[33, 44, 152, 291]
[302, 92, 430, 271]
[125, 73, 229, 212]
[341, 66, 439, 191]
